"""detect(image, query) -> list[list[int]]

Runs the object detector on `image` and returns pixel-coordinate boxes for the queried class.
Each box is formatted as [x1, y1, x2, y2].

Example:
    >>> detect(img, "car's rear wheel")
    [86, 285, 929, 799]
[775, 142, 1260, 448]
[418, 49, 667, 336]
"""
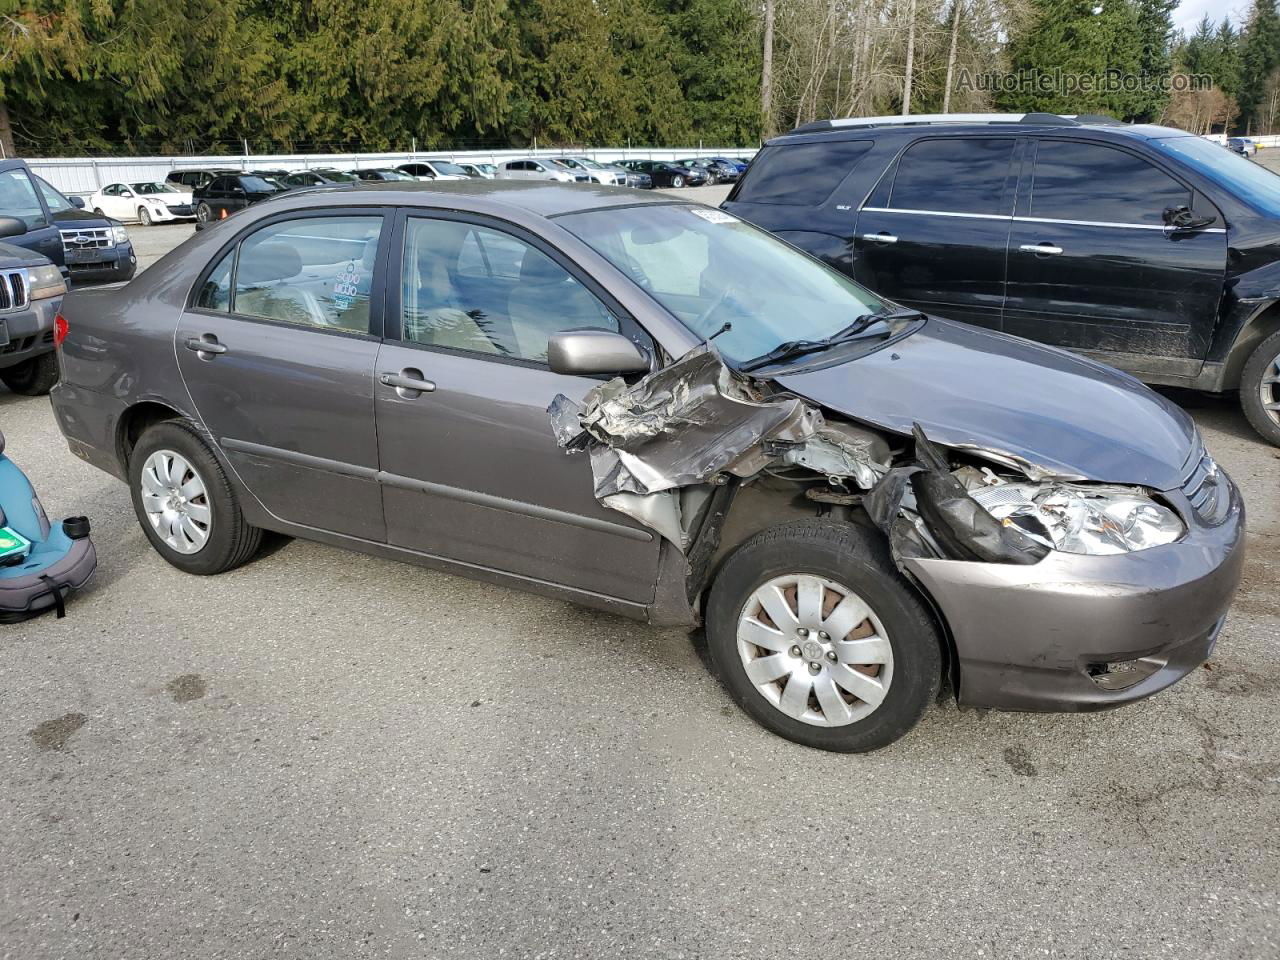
[1240, 329, 1280, 446]
[706, 520, 942, 752]
[671, 175, 685, 188]
[196, 202, 211, 224]
[0, 353, 59, 396]
[138, 206, 153, 226]
[129, 420, 262, 575]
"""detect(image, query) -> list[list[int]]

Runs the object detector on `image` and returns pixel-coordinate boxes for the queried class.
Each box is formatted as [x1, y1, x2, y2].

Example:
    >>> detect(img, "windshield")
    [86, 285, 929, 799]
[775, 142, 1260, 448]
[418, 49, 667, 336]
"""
[382, 169, 414, 180]
[34, 176, 75, 214]
[1153, 135, 1280, 217]
[432, 162, 468, 176]
[575, 158, 605, 169]
[240, 176, 283, 192]
[316, 170, 357, 182]
[133, 182, 179, 194]
[559, 205, 895, 365]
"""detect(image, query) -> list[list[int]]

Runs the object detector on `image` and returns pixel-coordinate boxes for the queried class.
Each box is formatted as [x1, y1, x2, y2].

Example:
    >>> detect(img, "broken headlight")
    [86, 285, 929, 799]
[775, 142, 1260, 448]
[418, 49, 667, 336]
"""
[969, 482, 1185, 556]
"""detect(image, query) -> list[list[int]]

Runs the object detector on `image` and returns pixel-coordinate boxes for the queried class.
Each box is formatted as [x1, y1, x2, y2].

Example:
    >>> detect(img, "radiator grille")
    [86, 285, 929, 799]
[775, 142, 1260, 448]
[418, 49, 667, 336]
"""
[0, 270, 29, 312]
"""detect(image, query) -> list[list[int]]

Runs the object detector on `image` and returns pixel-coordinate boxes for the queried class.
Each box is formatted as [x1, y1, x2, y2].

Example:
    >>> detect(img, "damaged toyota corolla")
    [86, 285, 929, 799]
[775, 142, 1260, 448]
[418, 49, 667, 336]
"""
[49, 182, 1244, 752]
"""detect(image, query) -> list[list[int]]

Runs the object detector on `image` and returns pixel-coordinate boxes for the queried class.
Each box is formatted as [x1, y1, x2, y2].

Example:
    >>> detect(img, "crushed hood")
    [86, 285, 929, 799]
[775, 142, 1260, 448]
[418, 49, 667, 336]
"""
[776, 317, 1198, 491]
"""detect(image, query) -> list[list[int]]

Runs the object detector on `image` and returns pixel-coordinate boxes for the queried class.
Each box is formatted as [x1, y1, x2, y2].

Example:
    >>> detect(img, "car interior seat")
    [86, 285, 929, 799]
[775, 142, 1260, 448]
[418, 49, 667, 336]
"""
[507, 248, 617, 361]
[407, 241, 507, 355]
[235, 242, 328, 327]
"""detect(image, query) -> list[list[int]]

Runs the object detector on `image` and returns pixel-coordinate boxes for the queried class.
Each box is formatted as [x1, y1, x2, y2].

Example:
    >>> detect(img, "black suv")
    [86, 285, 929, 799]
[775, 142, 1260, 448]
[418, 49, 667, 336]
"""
[0, 159, 136, 285]
[723, 113, 1280, 445]
[193, 174, 288, 223]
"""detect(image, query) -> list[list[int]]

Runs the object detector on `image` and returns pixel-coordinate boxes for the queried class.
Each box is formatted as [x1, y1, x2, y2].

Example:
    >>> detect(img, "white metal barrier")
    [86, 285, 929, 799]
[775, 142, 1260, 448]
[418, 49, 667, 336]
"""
[25, 147, 759, 196]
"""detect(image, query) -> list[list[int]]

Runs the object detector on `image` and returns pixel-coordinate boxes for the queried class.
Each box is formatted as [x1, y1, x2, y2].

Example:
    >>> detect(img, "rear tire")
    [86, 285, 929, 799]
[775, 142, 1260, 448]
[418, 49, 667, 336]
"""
[0, 353, 59, 396]
[705, 519, 942, 752]
[129, 420, 262, 575]
[1240, 328, 1280, 446]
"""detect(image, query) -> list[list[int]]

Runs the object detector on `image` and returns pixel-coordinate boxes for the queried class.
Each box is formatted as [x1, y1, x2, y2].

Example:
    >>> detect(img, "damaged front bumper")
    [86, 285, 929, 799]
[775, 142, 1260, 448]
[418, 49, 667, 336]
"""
[907, 471, 1245, 712]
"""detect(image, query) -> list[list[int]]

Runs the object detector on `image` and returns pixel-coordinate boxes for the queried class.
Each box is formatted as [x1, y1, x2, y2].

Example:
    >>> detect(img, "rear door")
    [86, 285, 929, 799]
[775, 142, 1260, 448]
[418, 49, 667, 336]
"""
[853, 137, 1017, 330]
[373, 211, 662, 602]
[176, 210, 389, 539]
[1004, 139, 1227, 379]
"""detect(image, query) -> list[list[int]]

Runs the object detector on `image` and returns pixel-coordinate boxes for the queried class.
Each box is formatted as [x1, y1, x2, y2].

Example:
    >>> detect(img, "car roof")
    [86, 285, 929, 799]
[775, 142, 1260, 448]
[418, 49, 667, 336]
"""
[251, 179, 682, 218]
[770, 114, 1196, 146]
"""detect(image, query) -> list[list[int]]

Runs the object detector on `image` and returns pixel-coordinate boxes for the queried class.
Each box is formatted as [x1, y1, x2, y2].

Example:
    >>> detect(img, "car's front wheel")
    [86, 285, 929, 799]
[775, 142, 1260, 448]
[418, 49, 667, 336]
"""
[138, 206, 153, 226]
[129, 420, 262, 575]
[706, 520, 942, 752]
[1240, 328, 1280, 446]
[196, 202, 211, 224]
[671, 175, 685, 188]
[0, 353, 59, 395]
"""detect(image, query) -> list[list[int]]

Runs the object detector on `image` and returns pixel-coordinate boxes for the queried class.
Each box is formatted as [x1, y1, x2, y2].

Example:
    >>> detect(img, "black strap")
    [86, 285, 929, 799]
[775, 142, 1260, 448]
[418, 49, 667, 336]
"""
[38, 575, 66, 619]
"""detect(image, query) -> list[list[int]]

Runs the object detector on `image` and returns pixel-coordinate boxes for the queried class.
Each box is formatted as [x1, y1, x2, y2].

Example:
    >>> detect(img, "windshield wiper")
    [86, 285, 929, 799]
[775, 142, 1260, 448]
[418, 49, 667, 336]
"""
[738, 308, 924, 372]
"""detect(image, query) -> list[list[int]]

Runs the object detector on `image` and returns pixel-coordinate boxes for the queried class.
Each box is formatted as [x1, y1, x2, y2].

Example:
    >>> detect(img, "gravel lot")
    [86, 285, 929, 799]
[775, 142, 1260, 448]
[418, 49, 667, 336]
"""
[1, 183, 1278, 960]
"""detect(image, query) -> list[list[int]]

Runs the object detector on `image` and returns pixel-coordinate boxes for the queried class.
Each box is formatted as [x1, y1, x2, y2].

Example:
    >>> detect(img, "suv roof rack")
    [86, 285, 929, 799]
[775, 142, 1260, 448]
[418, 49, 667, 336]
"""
[786, 112, 1105, 135]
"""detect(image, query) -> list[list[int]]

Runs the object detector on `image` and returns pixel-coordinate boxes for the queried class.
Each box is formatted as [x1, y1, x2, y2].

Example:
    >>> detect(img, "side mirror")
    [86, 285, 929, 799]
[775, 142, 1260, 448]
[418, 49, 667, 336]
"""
[69, 196, 85, 208]
[548, 330, 649, 376]
[1163, 204, 1217, 231]
[0, 216, 27, 239]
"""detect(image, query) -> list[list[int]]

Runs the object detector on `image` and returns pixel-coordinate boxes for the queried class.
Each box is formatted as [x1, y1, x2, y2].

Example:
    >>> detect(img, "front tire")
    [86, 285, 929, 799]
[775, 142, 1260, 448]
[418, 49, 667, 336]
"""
[196, 202, 211, 224]
[671, 175, 685, 188]
[0, 353, 59, 396]
[138, 206, 153, 226]
[129, 420, 262, 575]
[1240, 329, 1280, 446]
[706, 520, 942, 752]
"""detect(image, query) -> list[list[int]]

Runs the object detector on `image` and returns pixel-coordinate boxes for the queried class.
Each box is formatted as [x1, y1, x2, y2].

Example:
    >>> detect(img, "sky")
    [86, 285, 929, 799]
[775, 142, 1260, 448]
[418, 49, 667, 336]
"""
[1174, 0, 1245, 34]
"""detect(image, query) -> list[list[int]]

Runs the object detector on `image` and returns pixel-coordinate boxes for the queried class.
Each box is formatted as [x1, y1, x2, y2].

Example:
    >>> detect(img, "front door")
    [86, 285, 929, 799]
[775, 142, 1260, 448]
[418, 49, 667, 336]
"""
[176, 210, 389, 539]
[853, 136, 1017, 331]
[374, 212, 662, 602]
[1004, 139, 1227, 378]
[0, 161, 63, 266]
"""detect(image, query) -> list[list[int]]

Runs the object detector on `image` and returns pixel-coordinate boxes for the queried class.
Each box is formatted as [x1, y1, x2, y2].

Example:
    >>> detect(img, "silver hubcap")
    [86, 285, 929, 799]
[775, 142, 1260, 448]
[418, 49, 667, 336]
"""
[1260, 354, 1280, 427]
[140, 450, 211, 555]
[736, 574, 893, 728]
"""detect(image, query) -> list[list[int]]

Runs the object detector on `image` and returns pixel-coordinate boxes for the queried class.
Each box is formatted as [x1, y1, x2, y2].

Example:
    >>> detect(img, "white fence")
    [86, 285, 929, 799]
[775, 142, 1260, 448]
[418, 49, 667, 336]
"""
[26, 146, 758, 196]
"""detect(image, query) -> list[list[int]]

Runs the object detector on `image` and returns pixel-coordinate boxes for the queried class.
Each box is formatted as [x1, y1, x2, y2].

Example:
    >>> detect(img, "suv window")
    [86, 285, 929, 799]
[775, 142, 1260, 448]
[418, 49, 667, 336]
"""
[36, 178, 75, 213]
[891, 138, 1014, 216]
[0, 169, 48, 229]
[207, 178, 227, 192]
[1030, 140, 1190, 226]
[736, 141, 873, 206]
[232, 215, 382, 333]
[402, 217, 618, 362]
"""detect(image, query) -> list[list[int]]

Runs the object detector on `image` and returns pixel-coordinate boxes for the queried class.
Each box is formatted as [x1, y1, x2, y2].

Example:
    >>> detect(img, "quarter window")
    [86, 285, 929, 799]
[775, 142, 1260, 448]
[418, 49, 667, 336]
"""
[736, 141, 873, 206]
[401, 218, 619, 362]
[232, 216, 382, 333]
[1030, 141, 1190, 226]
[891, 138, 1015, 216]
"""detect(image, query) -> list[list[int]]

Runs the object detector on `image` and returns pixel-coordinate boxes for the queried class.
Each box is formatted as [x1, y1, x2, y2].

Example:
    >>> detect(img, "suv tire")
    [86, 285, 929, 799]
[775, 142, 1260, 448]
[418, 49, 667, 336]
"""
[1240, 329, 1280, 446]
[196, 202, 211, 224]
[705, 519, 942, 752]
[0, 353, 59, 396]
[129, 420, 263, 575]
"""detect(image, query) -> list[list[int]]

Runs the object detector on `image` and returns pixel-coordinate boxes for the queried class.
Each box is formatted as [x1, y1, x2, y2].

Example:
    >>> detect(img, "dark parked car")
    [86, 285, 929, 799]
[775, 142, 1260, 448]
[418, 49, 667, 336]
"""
[677, 157, 740, 184]
[349, 168, 416, 182]
[167, 168, 238, 191]
[0, 159, 136, 284]
[618, 160, 706, 188]
[50, 181, 1241, 752]
[192, 174, 288, 223]
[0, 225, 68, 395]
[724, 112, 1280, 445]
[281, 169, 359, 189]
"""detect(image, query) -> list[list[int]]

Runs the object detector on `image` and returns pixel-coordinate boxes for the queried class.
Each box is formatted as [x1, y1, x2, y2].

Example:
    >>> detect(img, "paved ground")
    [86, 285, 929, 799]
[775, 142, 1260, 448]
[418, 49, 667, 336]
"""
[1, 183, 1278, 960]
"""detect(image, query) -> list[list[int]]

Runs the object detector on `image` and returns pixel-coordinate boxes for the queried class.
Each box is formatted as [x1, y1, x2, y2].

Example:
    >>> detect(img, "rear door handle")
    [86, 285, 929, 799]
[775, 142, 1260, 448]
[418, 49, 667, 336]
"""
[863, 232, 898, 244]
[184, 334, 228, 358]
[380, 368, 436, 398]
[1020, 243, 1064, 256]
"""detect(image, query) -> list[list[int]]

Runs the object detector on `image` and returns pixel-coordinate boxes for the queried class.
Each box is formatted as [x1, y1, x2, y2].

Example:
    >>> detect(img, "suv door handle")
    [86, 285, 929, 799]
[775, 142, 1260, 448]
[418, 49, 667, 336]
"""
[380, 368, 436, 398]
[1020, 243, 1064, 256]
[863, 232, 898, 244]
[184, 334, 228, 358]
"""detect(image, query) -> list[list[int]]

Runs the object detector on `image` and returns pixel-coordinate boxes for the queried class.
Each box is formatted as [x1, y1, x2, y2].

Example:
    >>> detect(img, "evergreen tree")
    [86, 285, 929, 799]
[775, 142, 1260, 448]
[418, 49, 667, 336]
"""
[1240, 0, 1280, 131]
[1133, 0, 1176, 120]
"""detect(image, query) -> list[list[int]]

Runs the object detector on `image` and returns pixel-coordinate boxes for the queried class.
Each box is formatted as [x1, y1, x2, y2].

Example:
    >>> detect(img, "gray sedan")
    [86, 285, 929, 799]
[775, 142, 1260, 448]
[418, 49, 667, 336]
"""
[49, 181, 1243, 751]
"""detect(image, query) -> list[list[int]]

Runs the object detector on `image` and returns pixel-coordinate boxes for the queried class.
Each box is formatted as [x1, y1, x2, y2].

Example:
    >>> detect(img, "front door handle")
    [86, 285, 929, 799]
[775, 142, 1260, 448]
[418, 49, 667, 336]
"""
[184, 334, 228, 359]
[1020, 243, 1064, 256]
[863, 232, 898, 244]
[380, 368, 436, 398]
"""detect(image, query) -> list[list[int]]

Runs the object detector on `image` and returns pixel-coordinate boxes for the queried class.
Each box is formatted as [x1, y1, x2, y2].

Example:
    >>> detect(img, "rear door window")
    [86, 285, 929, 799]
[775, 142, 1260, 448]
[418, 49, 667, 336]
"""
[1030, 140, 1190, 226]
[735, 140, 873, 205]
[890, 138, 1015, 216]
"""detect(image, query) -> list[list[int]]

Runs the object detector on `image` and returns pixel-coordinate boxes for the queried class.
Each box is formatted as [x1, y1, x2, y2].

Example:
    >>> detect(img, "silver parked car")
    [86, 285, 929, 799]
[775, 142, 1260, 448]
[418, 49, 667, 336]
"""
[495, 158, 590, 183]
[49, 181, 1243, 752]
[550, 157, 629, 186]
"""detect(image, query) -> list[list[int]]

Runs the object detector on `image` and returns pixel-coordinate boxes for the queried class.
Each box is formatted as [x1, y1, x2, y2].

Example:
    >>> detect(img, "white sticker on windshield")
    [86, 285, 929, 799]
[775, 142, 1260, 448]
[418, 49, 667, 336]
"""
[689, 208, 738, 224]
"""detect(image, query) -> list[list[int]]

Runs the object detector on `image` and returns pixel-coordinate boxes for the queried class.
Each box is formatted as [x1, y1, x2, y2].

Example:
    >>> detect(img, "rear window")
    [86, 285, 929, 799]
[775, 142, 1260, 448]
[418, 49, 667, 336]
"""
[734, 140, 873, 206]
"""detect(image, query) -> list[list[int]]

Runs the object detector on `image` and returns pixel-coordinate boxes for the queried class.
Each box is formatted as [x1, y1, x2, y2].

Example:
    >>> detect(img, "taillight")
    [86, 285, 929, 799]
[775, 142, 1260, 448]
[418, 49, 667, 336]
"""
[54, 313, 68, 347]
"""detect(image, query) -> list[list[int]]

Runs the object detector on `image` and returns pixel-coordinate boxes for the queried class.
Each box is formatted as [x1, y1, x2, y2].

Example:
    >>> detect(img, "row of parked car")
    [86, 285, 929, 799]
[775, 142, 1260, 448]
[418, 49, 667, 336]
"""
[89, 155, 750, 226]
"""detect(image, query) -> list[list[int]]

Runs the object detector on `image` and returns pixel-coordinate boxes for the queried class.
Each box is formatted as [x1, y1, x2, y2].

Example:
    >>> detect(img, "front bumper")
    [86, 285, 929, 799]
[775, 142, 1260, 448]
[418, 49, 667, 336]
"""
[0, 295, 61, 371]
[904, 470, 1245, 712]
[66, 243, 136, 284]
